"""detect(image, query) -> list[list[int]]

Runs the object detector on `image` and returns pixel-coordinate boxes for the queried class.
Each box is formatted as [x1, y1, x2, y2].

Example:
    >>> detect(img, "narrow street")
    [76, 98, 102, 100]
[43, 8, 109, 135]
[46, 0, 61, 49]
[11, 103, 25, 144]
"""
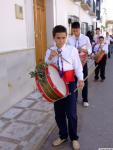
[41, 57, 113, 150]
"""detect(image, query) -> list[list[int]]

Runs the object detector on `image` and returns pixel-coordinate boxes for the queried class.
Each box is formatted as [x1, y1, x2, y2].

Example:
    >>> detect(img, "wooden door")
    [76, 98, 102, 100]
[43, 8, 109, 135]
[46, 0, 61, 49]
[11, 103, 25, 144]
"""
[34, 0, 47, 64]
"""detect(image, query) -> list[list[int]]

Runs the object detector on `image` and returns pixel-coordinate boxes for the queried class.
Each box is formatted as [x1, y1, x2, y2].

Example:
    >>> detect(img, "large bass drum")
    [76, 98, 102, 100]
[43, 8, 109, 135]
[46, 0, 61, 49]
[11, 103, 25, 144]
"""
[35, 64, 69, 103]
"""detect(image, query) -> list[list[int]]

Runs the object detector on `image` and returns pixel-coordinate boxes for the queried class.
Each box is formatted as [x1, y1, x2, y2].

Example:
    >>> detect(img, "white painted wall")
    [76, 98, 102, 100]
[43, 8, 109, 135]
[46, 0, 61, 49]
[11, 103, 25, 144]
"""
[0, 0, 35, 114]
[46, 0, 93, 47]
[46, 0, 55, 47]
[0, 0, 34, 52]
[54, 0, 93, 26]
[24, 0, 35, 48]
[55, 0, 80, 26]
[46, 0, 80, 47]
[0, 49, 36, 114]
[79, 8, 93, 25]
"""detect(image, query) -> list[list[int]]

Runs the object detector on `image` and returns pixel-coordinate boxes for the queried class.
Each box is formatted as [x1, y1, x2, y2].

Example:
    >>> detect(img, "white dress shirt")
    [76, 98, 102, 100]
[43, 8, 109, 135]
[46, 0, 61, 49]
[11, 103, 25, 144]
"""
[67, 34, 92, 55]
[94, 33, 103, 44]
[105, 36, 113, 44]
[45, 44, 83, 80]
[93, 43, 108, 54]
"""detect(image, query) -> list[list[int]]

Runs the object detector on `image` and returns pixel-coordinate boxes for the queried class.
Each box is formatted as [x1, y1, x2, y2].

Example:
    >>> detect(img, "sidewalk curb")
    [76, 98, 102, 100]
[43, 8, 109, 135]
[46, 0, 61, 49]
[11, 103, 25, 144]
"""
[33, 122, 56, 150]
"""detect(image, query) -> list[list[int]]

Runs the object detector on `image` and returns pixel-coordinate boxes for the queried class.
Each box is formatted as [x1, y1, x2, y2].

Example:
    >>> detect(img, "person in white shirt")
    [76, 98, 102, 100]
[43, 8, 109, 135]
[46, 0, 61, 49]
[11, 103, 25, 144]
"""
[105, 32, 113, 58]
[93, 36, 108, 82]
[105, 32, 111, 45]
[45, 25, 84, 150]
[94, 27, 102, 44]
[110, 34, 113, 53]
[67, 22, 92, 107]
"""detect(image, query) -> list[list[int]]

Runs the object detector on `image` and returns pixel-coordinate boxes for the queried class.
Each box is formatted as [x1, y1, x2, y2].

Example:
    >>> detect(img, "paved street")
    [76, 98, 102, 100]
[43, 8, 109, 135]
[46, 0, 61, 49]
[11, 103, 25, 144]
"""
[0, 57, 113, 150]
[41, 57, 113, 150]
[0, 91, 55, 150]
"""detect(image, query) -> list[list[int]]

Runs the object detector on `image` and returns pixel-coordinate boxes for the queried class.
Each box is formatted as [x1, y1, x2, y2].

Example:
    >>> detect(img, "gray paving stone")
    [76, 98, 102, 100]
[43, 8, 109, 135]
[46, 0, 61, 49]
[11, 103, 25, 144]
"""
[2, 108, 23, 119]
[31, 100, 53, 111]
[29, 114, 55, 149]
[17, 110, 47, 124]
[14, 99, 35, 108]
[20, 142, 35, 150]
[0, 141, 18, 150]
[87, 59, 95, 70]
[0, 122, 35, 141]
[0, 120, 8, 128]
[27, 91, 42, 100]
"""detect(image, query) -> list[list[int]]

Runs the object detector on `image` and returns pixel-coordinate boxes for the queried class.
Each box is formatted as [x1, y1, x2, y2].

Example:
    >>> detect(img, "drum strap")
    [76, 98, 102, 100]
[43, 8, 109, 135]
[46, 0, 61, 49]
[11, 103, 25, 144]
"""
[75, 38, 85, 53]
[57, 49, 64, 77]
[98, 44, 104, 51]
[75, 38, 79, 49]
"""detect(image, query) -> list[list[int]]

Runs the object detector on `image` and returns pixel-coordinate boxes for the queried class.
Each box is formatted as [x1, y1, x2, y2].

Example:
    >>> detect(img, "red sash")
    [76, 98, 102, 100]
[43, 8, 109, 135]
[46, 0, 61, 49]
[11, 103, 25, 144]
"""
[63, 70, 75, 83]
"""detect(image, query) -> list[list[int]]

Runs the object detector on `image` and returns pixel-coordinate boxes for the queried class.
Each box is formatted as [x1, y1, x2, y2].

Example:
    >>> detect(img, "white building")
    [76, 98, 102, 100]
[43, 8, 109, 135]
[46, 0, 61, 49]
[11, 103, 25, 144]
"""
[0, 0, 96, 114]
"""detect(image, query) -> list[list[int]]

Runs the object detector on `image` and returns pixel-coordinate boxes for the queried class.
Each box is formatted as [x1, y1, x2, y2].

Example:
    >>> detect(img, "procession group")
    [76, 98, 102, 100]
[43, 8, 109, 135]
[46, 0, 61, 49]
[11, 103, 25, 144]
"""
[44, 22, 113, 150]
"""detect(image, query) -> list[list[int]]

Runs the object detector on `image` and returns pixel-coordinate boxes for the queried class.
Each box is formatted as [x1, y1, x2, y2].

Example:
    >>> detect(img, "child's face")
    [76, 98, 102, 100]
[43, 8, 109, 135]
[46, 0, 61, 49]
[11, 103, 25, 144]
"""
[54, 32, 67, 48]
[96, 29, 100, 34]
[72, 28, 80, 37]
[99, 38, 104, 44]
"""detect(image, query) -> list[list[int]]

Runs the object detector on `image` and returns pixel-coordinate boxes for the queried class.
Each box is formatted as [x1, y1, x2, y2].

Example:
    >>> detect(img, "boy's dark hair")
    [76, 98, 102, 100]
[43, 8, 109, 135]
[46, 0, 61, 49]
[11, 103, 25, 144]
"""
[52, 25, 67, 37]
[99, 36, 104, 39]
[71, 22, 80, 29]
[96, 27, 100, 30]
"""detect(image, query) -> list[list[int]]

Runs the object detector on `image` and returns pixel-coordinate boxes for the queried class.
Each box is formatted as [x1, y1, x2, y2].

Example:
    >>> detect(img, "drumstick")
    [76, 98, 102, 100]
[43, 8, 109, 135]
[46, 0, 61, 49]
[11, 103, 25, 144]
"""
[51, 63, 99, 103]
[49, 48, 71, 64]
[74, 64, 98, 93]
[52, 64, 98, 103]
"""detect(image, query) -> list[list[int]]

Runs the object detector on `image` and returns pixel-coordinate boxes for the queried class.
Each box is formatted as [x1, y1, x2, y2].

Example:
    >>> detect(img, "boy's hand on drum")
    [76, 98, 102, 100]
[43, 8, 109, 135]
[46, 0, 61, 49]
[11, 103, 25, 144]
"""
[49, 50, 58, 60]
[78, 80, 84, 90]
[81, 48, 87, 53]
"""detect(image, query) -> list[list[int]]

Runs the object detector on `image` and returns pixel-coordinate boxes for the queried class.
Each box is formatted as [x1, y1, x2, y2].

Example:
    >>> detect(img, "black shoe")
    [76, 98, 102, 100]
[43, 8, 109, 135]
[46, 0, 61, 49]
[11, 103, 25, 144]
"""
[94, 78, 98, 82]
[100, 79, 105, 82]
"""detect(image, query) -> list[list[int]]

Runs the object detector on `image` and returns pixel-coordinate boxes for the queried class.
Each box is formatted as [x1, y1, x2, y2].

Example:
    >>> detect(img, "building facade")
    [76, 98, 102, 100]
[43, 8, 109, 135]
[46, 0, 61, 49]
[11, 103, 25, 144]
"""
[96, 0, 103, 28]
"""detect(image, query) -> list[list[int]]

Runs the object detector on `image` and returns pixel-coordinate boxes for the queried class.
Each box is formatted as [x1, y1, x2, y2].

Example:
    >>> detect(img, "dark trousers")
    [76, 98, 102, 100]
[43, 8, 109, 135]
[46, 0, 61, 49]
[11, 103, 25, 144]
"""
[54, 82, 78, 141]
[82, 63, 88, 102]
[95, 55, 107, 80]
[110, 44, 113, 53]
[108, 44, 111, 58]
